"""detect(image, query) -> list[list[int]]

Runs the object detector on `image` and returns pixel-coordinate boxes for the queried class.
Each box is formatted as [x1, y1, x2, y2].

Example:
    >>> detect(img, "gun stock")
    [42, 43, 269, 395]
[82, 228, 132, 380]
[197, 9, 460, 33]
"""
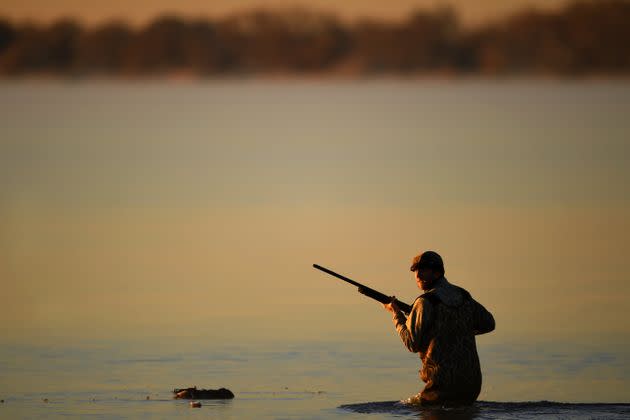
[313, 264, 412, 315]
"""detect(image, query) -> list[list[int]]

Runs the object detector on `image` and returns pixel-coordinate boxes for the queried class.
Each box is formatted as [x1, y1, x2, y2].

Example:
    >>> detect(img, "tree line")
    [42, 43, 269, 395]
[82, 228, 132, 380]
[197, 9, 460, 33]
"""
[0, 0, 629, 77]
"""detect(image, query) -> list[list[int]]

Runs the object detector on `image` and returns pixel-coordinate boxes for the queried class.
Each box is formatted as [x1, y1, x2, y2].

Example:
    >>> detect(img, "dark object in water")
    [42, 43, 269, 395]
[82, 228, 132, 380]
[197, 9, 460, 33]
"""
[190, 401, 202, 408]
[173, 387, 234, 399]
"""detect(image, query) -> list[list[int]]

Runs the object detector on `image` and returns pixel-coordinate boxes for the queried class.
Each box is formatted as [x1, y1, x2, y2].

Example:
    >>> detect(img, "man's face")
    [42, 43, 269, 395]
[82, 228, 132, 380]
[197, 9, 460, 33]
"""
[415, 267, 440, 291]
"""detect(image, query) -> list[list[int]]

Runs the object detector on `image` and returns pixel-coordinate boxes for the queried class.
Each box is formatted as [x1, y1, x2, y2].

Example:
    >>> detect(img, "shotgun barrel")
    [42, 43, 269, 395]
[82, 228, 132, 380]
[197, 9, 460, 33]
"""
[313, 264, 413, 315]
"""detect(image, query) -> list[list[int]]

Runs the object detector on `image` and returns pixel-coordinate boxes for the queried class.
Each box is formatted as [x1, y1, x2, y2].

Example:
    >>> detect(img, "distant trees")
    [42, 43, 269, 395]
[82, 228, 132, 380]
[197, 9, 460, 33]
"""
[1, 0, 629, 77]
[352, 8, 460, 73]
[208, 9, 350, 73]
[465, 0, 630, 75]
[0, 18, 16, 55]
[0, 19, 81, 74]
[75, 21, 132, 74]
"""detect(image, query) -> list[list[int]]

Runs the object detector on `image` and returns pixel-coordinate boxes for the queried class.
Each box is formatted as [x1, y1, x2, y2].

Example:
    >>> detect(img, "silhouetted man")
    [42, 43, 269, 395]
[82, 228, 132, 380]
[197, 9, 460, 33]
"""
[383, 251, 495, 406]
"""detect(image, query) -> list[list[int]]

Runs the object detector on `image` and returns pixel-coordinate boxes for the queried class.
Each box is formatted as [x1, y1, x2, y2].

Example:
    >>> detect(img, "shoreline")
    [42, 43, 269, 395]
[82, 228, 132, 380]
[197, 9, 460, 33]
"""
[2, 72, 630, 84]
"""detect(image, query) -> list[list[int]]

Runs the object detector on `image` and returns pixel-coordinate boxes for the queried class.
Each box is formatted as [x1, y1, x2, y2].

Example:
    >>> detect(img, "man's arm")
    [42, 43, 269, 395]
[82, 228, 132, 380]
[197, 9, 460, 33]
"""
[384, 297, 432, 353]
[471, 298, 495, 335]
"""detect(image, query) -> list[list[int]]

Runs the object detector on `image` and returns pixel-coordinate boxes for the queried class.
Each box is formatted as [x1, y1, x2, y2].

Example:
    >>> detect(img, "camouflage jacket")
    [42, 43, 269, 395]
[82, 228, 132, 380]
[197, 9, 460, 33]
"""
[392, 276, 495, 405]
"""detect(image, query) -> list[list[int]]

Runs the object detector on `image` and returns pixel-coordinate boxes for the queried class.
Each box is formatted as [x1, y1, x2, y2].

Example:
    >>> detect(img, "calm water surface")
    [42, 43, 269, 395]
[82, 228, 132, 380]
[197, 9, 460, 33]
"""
[1, 339, 630, 419]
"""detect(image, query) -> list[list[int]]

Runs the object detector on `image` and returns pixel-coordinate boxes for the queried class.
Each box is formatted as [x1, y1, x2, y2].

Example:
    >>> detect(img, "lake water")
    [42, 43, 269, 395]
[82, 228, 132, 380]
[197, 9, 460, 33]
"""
[1, 338, 630, 419]
[1, 79, 629, 418]
[1, 337, 630, 419]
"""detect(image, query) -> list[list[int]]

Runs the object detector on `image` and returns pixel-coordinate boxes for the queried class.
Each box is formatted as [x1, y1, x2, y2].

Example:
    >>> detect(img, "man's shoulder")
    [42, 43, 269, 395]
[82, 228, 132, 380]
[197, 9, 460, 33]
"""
[453, 285, 472, 301]
[443, 278, 473, 299]
[415, 292, 440, 305]
[420, 284, 472, 307]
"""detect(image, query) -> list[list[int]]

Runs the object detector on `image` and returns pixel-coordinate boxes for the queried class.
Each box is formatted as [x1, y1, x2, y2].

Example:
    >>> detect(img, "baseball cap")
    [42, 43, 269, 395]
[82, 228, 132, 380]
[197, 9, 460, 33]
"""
[410, 250, 444, 272]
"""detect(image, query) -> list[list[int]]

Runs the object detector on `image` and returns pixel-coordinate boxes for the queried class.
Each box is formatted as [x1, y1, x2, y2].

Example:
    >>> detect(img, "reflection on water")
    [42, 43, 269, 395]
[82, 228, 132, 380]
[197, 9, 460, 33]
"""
[340, 400, 480, 419]
[340, 400, 630, 420]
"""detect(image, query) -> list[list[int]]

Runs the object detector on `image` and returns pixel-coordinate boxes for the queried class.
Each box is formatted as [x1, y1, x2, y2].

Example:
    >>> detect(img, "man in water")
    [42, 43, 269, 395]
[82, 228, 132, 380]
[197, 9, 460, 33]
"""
[383, 251, 495, 406]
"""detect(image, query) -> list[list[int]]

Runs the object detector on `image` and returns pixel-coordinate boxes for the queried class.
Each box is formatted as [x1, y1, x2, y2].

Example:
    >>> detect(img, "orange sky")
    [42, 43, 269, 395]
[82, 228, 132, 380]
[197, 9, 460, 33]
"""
[0, 0, 572, 27]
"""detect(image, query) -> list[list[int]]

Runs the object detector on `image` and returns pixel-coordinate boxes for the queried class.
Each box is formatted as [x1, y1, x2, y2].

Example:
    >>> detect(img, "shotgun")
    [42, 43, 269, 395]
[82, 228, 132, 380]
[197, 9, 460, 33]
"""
[313, 264, 413, 315]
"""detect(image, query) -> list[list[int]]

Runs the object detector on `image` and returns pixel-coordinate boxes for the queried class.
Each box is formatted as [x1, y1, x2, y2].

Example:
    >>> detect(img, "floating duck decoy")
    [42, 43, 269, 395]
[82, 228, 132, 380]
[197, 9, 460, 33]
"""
[173, 386, 234, 399]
